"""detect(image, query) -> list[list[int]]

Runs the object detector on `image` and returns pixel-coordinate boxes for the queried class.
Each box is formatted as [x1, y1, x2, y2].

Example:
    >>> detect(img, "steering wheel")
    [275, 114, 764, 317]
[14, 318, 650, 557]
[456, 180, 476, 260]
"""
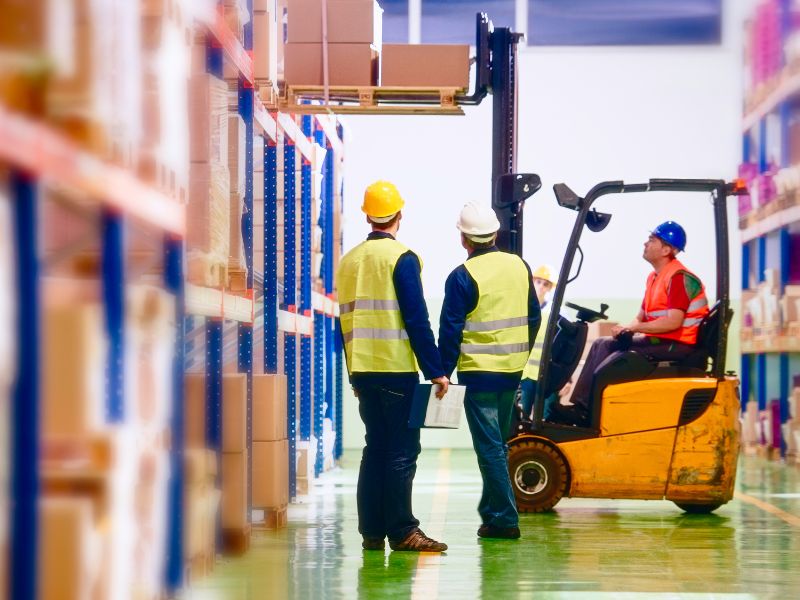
[565, 302, 609, 324]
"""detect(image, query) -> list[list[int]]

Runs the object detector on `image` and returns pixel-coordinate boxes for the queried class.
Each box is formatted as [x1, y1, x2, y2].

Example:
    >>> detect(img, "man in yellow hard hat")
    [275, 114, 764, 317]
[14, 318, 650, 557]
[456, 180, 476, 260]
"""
[336, 180, 450, 553]
[438, 202, 540, 540]
[517, 264, 569, 423]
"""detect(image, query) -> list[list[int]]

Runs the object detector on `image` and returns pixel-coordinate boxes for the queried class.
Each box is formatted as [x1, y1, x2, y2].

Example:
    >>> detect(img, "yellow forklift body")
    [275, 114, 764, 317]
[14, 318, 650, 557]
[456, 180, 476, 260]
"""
[666, 377, 740, 504]
[559, 428, 676, 499]
[555, 377, 739, 502]
[599, 378, 716, 436]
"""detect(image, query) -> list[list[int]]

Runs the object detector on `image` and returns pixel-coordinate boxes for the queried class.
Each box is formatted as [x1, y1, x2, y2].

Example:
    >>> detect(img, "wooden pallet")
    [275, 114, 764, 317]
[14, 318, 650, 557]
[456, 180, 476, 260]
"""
[228, 267, 248, 293]
[188, 552, 215, 583]
[282, 85, 465, 115]
[222, 524, 251, 556]
[252, 505, 288, 530]
[188, 254, 228, 289]
[138, 152, 188, 203]
[257, 81, 279, 109]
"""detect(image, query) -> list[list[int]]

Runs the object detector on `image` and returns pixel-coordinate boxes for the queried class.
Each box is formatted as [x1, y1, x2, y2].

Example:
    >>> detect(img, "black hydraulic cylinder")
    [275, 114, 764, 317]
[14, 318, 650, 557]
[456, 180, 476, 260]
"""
[491, 27, 522, 255]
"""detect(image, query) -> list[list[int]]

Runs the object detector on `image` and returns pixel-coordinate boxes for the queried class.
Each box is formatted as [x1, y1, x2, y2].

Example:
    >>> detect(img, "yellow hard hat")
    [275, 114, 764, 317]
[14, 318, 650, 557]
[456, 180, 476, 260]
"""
[533, 264, 557, 286]
[362, 180, 405, 220]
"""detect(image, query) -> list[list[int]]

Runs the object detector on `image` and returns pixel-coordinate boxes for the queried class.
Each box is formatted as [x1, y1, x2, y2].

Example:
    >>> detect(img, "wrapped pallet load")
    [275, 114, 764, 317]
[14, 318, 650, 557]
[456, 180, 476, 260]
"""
[189, 73, 231, 288]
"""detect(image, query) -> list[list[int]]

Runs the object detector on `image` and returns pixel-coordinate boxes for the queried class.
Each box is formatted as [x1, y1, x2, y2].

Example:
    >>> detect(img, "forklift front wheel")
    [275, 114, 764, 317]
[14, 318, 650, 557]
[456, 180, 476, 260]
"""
[674, 502, 723, 514]
[508, 440, 569, 513]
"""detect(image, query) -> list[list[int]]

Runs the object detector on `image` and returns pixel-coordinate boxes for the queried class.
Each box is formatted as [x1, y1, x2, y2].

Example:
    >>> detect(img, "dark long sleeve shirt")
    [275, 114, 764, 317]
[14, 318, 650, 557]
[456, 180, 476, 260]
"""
[349, 231, 445, 388]
[438, 247, 540, 392]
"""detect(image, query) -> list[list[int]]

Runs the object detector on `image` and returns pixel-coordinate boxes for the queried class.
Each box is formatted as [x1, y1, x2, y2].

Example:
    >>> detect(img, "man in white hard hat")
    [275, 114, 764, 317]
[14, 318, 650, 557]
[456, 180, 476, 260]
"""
[438, 202, 540, 540]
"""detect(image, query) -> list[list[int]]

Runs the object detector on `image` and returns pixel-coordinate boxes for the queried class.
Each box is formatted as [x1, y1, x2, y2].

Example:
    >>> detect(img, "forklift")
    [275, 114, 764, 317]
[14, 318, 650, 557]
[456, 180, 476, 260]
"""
[338, 13, 745, 513]
[500, 178, 745, 514]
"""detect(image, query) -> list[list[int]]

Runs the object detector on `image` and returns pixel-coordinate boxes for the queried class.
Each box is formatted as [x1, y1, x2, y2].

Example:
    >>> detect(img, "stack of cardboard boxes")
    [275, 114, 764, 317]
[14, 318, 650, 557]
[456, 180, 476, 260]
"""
[37, 281, 178, 599]
[253, 374, 289, 526]
[227, 109, 248, 290]
[184, 373, 221, 579]
[783, 387, 800, 465]
[188, 69, 231, 288]
[221, 373, 250, 551]
[285, 0, 382, 86]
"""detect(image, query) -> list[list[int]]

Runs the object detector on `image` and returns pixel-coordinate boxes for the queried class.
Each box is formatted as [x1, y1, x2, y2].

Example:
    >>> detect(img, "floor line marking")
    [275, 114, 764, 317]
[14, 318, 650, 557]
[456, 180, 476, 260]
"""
[410, 447, 451, 600]
[735, 490, 800, 528]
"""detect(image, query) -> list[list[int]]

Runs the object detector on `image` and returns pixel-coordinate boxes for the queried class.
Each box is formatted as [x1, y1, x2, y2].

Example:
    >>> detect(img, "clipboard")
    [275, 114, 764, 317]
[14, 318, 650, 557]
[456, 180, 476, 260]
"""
[408, 383, 466, 429]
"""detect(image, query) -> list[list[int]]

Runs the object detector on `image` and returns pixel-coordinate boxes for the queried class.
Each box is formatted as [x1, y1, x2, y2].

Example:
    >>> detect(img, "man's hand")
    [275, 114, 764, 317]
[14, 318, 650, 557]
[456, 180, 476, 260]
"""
[352, 386, 359, 399]
[611, 325, 626, 337]
[431, 376, 449, 399]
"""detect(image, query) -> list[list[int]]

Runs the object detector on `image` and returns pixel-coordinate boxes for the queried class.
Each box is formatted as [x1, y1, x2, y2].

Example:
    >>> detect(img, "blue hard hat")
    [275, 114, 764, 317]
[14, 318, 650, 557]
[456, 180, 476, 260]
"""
[651, 221, 686, 252]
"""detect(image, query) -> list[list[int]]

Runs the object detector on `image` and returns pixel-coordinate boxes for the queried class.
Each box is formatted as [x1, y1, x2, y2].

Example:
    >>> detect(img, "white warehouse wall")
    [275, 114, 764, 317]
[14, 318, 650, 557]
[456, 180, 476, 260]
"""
[339, 0, 749, 450]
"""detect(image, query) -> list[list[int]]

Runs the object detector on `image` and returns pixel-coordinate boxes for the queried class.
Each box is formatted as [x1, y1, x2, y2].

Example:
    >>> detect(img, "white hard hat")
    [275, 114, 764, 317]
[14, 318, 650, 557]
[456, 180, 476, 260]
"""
[456, 202, 500, 241]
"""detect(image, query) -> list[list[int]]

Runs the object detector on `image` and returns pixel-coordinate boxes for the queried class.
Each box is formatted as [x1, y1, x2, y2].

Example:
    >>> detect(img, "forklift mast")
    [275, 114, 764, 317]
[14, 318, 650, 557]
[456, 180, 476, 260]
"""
[459, 14, 527, 256]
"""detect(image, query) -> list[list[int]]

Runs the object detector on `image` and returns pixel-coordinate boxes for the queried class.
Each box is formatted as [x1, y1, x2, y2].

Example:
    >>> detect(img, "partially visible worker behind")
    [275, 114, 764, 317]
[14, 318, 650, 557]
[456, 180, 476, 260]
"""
[438, 202, 540, 540]
[552, 221, 709, 426]
[518, 264, 565, 421]
[336, 180, 450, 553]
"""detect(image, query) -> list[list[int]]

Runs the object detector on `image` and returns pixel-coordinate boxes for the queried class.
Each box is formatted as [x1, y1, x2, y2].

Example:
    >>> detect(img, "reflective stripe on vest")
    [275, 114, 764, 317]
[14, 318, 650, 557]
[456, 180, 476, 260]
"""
[335, 238, 419, 373]
[522, 309, 549, 381]
[642, 258, 709, 345]
[458, 251, 530, 373]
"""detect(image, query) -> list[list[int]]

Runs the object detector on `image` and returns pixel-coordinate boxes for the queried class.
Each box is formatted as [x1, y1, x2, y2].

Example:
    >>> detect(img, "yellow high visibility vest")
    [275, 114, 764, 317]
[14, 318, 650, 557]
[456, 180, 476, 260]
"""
[335, 237, 419, 374]
[522, 308, 550, 381]
[458, 251, 530, 373]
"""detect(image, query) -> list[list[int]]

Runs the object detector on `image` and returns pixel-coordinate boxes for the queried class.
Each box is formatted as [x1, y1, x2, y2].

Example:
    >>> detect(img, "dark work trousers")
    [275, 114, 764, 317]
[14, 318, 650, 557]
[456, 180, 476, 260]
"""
[355, 381, 421, 542]
[571, 334, 696, 413]
[464, 388, 519, 528]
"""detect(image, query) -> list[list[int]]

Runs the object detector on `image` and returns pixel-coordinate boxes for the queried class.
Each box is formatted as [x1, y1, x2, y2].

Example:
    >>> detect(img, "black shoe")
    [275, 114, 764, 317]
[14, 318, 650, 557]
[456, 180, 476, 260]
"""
[478, 524, 521, 539]
[389, 529, 448, 552]
[549, 402, 589, 427]
[362, 536, 385, 550]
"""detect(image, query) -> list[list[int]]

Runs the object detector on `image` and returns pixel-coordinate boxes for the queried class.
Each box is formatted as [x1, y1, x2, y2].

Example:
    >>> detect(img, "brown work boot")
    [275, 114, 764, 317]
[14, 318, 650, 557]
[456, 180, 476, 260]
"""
[389, 528, 448, 552]
[362, 536, 385, 550]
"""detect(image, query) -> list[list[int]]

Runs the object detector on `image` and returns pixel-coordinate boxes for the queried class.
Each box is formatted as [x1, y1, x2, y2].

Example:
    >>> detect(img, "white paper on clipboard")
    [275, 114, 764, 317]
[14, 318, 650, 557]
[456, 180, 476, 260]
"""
[423, 384, 465, 428]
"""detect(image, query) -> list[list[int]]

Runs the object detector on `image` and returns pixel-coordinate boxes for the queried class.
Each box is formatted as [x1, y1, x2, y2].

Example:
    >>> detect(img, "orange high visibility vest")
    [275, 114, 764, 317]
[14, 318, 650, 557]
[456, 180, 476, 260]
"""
[642, 258, 709, 345]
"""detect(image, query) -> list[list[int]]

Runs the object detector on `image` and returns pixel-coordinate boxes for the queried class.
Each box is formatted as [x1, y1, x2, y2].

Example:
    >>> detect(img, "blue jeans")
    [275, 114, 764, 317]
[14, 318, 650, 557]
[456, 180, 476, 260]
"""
[464, 389, 519, 528]
[519, 378, 559, 421]
[355, 382, 421, 541]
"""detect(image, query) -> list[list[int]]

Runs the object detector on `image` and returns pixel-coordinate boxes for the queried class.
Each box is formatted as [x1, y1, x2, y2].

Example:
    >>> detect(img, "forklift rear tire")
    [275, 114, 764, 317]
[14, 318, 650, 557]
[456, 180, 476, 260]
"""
[508, 440, 569, 513]
[674, 502, 723, 514]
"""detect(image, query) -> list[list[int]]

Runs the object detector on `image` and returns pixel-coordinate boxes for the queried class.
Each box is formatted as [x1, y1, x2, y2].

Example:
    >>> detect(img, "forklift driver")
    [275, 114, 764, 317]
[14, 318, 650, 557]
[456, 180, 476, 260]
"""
[550, 221, 710, 427]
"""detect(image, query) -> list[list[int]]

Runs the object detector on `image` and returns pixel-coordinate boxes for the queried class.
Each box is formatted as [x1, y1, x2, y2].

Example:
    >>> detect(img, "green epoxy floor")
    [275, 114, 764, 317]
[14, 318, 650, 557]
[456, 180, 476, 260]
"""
[186, 450, 800, 599]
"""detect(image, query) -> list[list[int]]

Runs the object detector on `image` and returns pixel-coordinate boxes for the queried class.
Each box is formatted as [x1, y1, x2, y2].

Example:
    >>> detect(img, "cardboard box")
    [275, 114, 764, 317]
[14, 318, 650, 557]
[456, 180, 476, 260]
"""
[189, 74, 229, 164]
[586, 320, 620, 341]
[381, 44, 470, 89]
[284, 43, 378, 86]
[223, 373, 247, 452]
[296, 436, 317, 483]
[253, 10, 279, 82]
[185, 373, 206, 449]
[287, 0, 382, 46]
[252, 439, 289, 508]
[40, 497, 99, 600]
[43, 304, 105, 437]
[222, 451, 249, 529]
[253, 374, 288, 441]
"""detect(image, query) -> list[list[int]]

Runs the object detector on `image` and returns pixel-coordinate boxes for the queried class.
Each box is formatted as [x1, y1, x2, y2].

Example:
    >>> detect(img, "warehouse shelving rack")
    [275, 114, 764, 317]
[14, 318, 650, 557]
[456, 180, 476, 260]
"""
[739, 0, 800, 456]
[179, 2, 345, 593]
[1, 2, 345, 598]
